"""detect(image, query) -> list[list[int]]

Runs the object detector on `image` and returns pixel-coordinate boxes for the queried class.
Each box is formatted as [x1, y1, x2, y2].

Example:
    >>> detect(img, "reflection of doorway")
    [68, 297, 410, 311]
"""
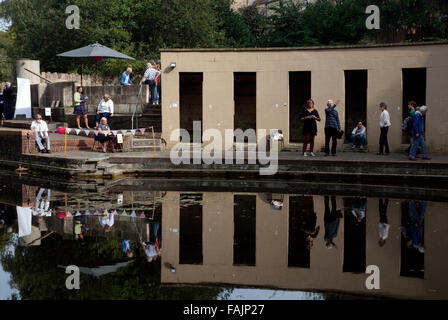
[288, 196, 318, 268]
[179, 193, 203, 264]
[402, 68, 426, 143]
[179, 73, 203, 142]
[400, 201, 425, 279]
[343, 197, 366, 273]
[234, 73, 256, 134]
[345, 70, 367, 142]
[289, 72, 311, 143]
[233, 195, 256, 266]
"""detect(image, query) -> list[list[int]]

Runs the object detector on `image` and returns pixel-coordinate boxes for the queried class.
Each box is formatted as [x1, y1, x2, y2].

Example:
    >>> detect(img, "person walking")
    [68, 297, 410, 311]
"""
[409, 105, 431, 161]
[300, 99, 321, 157]
[324, 99, 341, 156]
[3, 82, 15, 120]
[378, 102, 391, 155]
[74, 86, 90, 129]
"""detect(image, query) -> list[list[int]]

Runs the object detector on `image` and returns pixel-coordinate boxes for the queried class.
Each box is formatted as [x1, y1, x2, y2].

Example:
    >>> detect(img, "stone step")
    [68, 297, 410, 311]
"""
[131, 146, 164, 152]
[132, 138, 163, 147]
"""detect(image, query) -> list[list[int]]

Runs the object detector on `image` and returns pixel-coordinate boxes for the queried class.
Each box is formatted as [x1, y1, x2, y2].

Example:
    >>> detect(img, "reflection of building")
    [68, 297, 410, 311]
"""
[161, 42, 448, 153]
[161, 192, 448, 299]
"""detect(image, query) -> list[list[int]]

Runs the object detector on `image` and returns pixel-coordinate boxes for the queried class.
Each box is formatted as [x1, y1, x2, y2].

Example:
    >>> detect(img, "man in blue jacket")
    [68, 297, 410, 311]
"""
[409, 106, 430, 160]
[121, 68, 133, 86]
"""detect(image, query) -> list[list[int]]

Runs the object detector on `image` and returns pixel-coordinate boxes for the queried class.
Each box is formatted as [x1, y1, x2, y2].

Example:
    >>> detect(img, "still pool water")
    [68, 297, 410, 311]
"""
[0, 177, 447, 300]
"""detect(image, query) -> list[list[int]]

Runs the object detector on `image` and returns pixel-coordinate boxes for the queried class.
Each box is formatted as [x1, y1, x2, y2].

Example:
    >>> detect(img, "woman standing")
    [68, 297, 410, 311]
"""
[74, 86, 90, 129]
[300, 99, 321, 157]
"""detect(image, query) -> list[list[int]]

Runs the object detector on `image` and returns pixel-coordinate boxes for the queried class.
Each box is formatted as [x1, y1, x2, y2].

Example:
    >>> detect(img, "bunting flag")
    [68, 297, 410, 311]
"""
[140, 212, 146, 218]
[66, 128, 72, 134]
[85, 210, 91, 215]
[94, 130, 99, 136]
[67, 211, 72, 217]
[84, 130, 90, 136]
[113, 210, 119, 215]
[131, 210, 137, 217]
[121, 210, 128, 216]
[75, 129, 81, 135]
[112, 130, 118, 136]
[94, 210, 100, 215]
[121, 129, 127, 135]
[139, 128, 146, 134]
[131, 129, 136, 136]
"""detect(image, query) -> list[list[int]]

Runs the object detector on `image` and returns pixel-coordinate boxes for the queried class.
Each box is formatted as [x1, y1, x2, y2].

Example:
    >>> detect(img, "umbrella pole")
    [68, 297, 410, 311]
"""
[81, 64, 83, 86]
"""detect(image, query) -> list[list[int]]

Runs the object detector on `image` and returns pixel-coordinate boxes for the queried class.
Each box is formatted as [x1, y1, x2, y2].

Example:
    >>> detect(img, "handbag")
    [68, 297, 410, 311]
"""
[337, 130, 344, 139]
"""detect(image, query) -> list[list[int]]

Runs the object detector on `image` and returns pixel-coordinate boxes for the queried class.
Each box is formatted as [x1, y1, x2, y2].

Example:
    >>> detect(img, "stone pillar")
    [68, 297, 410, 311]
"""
[16, 59, 41, 85]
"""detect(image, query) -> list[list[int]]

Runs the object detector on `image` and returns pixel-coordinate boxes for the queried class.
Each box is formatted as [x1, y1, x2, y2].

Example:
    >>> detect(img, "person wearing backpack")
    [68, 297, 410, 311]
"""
[409, 105, 431, 161]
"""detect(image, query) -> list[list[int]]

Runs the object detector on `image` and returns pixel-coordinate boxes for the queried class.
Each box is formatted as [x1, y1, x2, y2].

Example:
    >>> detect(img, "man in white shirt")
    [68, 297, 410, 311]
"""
[95, 94, 114, 127]
[378, 102, 391, 155]
[30, 114, 51, 153]
[351, 121, 367, 149]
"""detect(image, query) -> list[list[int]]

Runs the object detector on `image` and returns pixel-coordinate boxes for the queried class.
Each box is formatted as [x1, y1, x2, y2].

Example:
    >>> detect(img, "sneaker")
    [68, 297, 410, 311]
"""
[352, 145, 356, 149]
[331, 153, 336, 156]
[303, 152, 308, 157]
[310, 152, 316, 157]
[360, 146, 364, 150]
[409, 157, 417, 161]
[377, 152, 383, 155]
[422, 156, 431, 160]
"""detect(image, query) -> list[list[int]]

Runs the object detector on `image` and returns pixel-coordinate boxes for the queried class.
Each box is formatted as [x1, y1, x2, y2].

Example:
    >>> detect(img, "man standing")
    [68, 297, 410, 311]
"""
[378, 102, 391, 155]
[351, 121, 367, 150]
[30, 114, 51, 153]
[139, 62, 160, 105]
[409, 105, 431, 160]
[3, 82, 15, 120]
[121, 67, 133, 86]
[324, 99, 341, 156]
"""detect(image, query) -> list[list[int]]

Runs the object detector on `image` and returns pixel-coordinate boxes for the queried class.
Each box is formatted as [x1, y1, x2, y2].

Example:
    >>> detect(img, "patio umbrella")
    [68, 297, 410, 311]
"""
[56, 42, 135, 85]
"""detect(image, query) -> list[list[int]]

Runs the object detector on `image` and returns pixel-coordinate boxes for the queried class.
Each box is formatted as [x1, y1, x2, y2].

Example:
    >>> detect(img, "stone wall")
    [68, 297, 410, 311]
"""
[40, 72, 118, 86]
[31, 82, 75, 108]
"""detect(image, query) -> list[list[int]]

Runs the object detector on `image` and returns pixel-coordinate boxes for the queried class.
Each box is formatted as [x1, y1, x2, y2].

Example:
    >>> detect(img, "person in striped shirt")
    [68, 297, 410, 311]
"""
[139, 62, 161, 104]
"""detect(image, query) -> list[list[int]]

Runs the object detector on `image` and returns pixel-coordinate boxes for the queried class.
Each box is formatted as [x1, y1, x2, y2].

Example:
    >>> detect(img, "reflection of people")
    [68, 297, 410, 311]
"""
[74, 214, 88, 240]
[301, 196, 320, 250]
[33, 188, 52, 217]
[122, 240, 134, 257]
[404, 201, 426, 252]
[324, 195, 342, 249]
[378, 198, 389, 247]
[351, 197, 366, 222]
[141, 221, 162, 262]
[98, 209, 115, 232]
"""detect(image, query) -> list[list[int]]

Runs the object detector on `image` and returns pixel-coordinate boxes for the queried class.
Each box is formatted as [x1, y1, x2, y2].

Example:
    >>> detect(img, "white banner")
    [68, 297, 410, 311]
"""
[14, 77, 32, 119]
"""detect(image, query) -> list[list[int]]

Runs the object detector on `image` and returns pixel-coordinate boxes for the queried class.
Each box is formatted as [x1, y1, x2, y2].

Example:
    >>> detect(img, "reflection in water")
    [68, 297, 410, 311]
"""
[0, 181, 448, 299]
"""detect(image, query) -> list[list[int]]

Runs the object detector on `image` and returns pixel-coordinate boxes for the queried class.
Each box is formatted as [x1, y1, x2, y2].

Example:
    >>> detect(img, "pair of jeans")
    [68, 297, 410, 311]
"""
[409, 135, 428, 159]
[144, 79, 158, 104]
[95, 112, 111, 124]
[4, 101, 14, 120]
[302, 132, 315, 153]
[325, 127, 338, 155]
[36, 136, 50, 151]
[352, 134, 367, 147]
[379, 126, 390, 154]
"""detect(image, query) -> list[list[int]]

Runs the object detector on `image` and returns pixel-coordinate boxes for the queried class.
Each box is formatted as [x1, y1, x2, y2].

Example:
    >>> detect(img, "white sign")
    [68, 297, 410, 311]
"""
[117, 194, 123, 205]
[45, 108, 52, 116]
[15, 77, 32, 119]
[117, 133, 123, 144]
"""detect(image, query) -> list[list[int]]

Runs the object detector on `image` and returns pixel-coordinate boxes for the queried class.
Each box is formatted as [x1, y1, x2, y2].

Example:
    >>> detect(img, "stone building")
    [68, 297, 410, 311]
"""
[160, 41, 448, 153]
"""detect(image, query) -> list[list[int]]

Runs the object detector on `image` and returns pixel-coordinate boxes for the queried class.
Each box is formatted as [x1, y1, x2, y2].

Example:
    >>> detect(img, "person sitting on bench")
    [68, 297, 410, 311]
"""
[95, 117, 114, 153]
[95, 94, 114, 128]
[30, 114, 51, 153]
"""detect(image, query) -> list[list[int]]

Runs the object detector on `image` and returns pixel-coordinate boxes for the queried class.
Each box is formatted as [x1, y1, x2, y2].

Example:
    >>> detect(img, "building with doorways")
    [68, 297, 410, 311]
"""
[160, 41, 448, 153]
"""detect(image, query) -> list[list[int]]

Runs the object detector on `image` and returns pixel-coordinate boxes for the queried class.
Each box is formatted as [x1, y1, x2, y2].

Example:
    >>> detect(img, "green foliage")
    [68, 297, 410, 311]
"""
[0, 233, 226, 300]
[0, 0, 446, 77]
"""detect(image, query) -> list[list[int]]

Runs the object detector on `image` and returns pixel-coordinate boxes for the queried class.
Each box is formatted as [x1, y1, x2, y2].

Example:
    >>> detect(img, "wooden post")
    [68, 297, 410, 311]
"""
[64, 128, 67, 156]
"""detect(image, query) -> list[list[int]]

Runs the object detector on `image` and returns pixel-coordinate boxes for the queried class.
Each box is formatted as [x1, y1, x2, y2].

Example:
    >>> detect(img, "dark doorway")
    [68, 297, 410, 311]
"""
[180, 73, 203, 142]
[179, 193, 203, 264]
[289, 72, 311, 143]
[234, 73, 256, 133]
[400, 200, 425, 279]
[343, 197, 366, 273]
[288, 196, 318, 268]
[345, 70, 368, 142]
[233, 195, 256, 266]
[402, 68, 426, 143]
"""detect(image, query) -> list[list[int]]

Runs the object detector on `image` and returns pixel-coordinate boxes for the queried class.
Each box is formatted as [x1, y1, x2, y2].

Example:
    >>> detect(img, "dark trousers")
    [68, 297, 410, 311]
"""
[144, 79, 158, 104]
[4, 101, 14, 120]
[325, 127, 338, 155]
[379, 198, 389, 223]
[302, 132, 315, 153]
[95, 112, 111, 124]
[379, 126, 390, 154]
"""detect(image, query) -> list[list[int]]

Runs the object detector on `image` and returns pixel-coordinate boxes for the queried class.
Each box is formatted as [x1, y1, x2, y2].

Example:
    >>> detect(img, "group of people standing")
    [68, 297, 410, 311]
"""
[121, 61, 162, 105]
[300, 98, 431, 160]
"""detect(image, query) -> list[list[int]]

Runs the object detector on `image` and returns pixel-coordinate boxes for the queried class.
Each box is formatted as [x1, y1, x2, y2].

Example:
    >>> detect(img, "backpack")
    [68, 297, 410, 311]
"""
[402, 116, 413, 134]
